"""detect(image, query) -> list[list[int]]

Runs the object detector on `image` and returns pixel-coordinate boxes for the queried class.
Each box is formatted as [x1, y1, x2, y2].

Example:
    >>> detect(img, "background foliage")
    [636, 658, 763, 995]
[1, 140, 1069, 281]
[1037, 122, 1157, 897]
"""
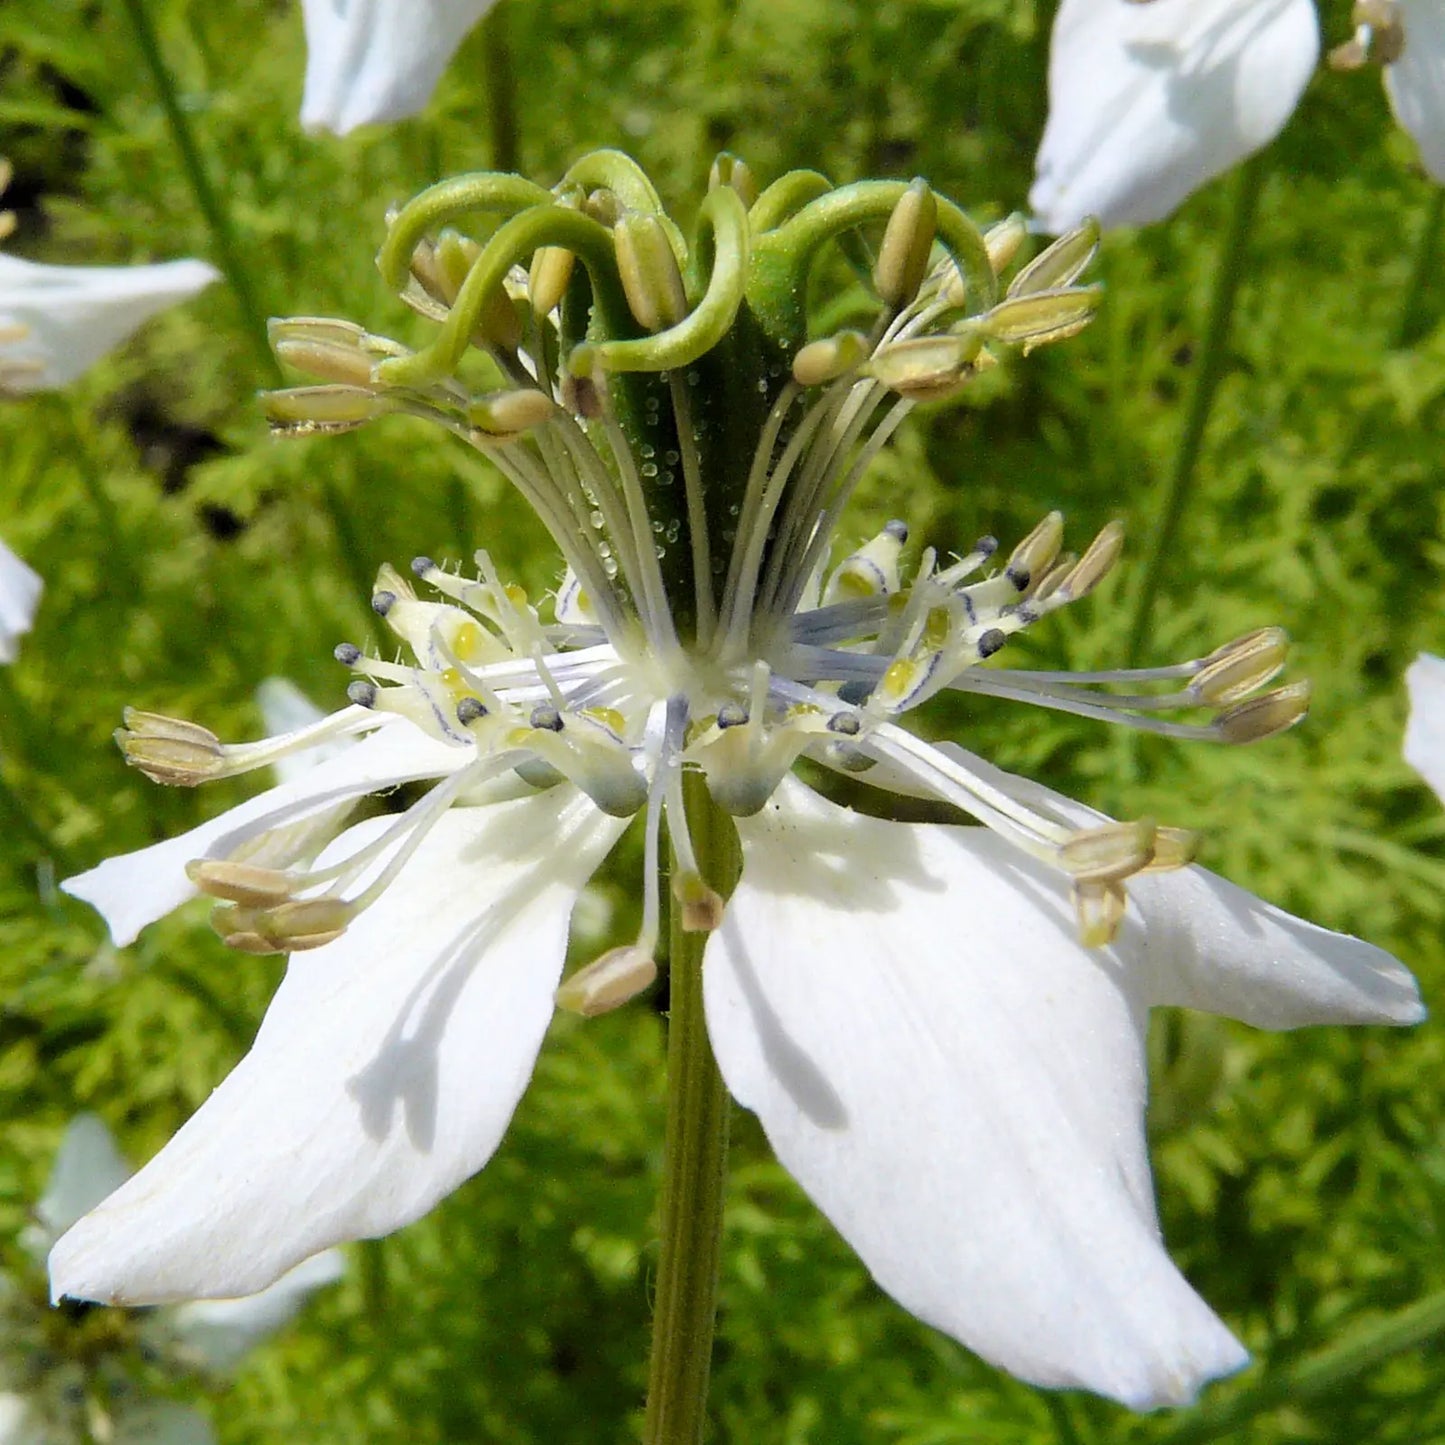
[1, 0, 1444, 1440]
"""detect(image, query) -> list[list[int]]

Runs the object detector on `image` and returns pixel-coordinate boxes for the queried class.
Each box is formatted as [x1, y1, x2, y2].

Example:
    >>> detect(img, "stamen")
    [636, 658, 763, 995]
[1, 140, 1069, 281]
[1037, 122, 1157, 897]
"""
[556, 944, 659, 1017]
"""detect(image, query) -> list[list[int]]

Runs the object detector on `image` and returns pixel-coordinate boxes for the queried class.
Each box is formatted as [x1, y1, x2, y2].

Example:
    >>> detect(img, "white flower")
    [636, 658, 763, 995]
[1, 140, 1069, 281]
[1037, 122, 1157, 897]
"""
[1403, 652, 1445, 798]
[300, 0, 500, 135]
[0, 255, 219, 394]
[0, 540, 41, 666]
[47, 162, 1424, 1410]
[4, 1117, 341, 1445]
[1031, 0, 1444, 232]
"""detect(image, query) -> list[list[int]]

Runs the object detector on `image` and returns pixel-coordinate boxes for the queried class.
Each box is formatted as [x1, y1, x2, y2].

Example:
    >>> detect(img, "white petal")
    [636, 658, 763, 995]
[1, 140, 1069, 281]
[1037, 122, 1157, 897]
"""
[300, 0, 498, 135]
[254, 678, 352, 786]
[165, 1248, 346, 1372]
[1130, 861, 1426, 1028]
[112, 1403, 216, 1445]
[924, 742, 1423, 1029]
[1385, 3, 1445, 181]
[1030, 0, 1318, 230]
[51, 789, 625, 1303]
[61, 719, 465, 947]
[0, 539, 41, 664]
[704, 776, 1245, 1409]
[0, 255, 218, 391]
[1405, 652, 1445, 802]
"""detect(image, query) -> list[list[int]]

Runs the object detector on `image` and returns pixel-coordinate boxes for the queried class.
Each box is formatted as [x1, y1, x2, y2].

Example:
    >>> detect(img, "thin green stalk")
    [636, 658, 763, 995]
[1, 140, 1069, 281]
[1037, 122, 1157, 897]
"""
[1161, 1290, 1445, 1445]
[483, 1, 520, 174]
[644, 771, 738, 1445]
[1387, 184, 1445, 350]
[119, 0, 280, 383]
[1123, 156, 1265, 668]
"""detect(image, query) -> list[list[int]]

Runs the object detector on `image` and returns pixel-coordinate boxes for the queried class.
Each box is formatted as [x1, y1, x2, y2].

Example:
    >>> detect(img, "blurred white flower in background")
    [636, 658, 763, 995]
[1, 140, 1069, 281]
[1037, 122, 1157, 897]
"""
[0, 255, 219, 395]
[300, 0, 500, 134]
[0, 158, 219, 664]
[1404, 652, 1445, 798]
[2, 1116, 342, 1445]
[1031, 0, 1445, 233]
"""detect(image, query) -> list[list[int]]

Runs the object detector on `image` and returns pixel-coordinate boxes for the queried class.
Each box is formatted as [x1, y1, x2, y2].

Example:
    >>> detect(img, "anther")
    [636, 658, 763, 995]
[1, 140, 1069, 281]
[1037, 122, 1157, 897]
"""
[673, 872, 725, 932]
[372, 590, 397, 617]
[983, 214, 1028, 277]
[708, 152, 758, 207]
[884, 520, 909, 543]
[874, 179, 938, 308]
[792, 331, 869, 387]
[456, 696, 488, 725]
[826, 711, 862, 736]
[411, 556, 435, 578]
[185, 860, 295, 909]
[334, 642, 362, 665]
[1216, 681, 1311, 744]
[977, 628, 1007, 658]
[555, 945, 658, 1017]
[1006, 511, 1064, 588]
[347, 680, 378, 708]
[529, 246, 576, 318]
[717, 703, 749, 729]
[1061, 521, 1124, 599]
[614, 214, 689, 333]
[529, 704, 565, 732]
[1073, 880, 1128, 948]
[116, 710, 225, 787]
[1191, 627, 1289, 707]
[838, 680, 874, 706]
[1059, 818, 1157, 885]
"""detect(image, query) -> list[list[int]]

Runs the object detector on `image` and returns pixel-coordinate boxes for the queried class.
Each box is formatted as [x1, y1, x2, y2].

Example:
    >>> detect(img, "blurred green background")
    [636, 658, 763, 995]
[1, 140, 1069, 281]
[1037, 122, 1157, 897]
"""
[2, 0, 1444, 1440]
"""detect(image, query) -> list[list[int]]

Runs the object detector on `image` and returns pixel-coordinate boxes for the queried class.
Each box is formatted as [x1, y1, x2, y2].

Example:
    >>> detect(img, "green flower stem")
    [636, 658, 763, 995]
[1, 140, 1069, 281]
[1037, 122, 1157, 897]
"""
[1123, 155, 1264, 668]
[644, 771, 739, 1445]
[1161, 1289, 1445, 1445]
[482, 1, 520, 175]
[1388, 184, 1445, 350]
[119, 0, 280, 383]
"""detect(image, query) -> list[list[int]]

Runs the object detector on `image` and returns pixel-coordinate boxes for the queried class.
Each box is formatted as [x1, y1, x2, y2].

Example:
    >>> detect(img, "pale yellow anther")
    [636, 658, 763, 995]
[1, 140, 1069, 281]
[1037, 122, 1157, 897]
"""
[1030, 556, 1076, 603]
[117, 710, 224, 787]
[1061, 521, 1125, 599]
[614, 214, 689, 333]
[984, 214, 1028, 277]
[1142, 826, 1198, 873]
[185, 860, 296, 909]
[867, 332, 984, 402]
[1191, 627, 1289, 706]
[982, 287, 1101, 353]
[555, 944, 658, 1017]
[1006, 511, 1065, 585]
[466, 388, 558, 438]
[264, 386, 389, 435]
[873, 180, 938, 308]
[792, 331, 869, 387]
[213, 897, 352, 953]
[1216, 680, 1311, 744]
[1059, 817, 1157, 885]
[529, 246, 576, 318]
[583, 187, 625, 229]
[271, 336, 376, 388]
[673, 872, 725, 932]
[1073, 880, 1128, 948]
[1006, 219, 1100, 298]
